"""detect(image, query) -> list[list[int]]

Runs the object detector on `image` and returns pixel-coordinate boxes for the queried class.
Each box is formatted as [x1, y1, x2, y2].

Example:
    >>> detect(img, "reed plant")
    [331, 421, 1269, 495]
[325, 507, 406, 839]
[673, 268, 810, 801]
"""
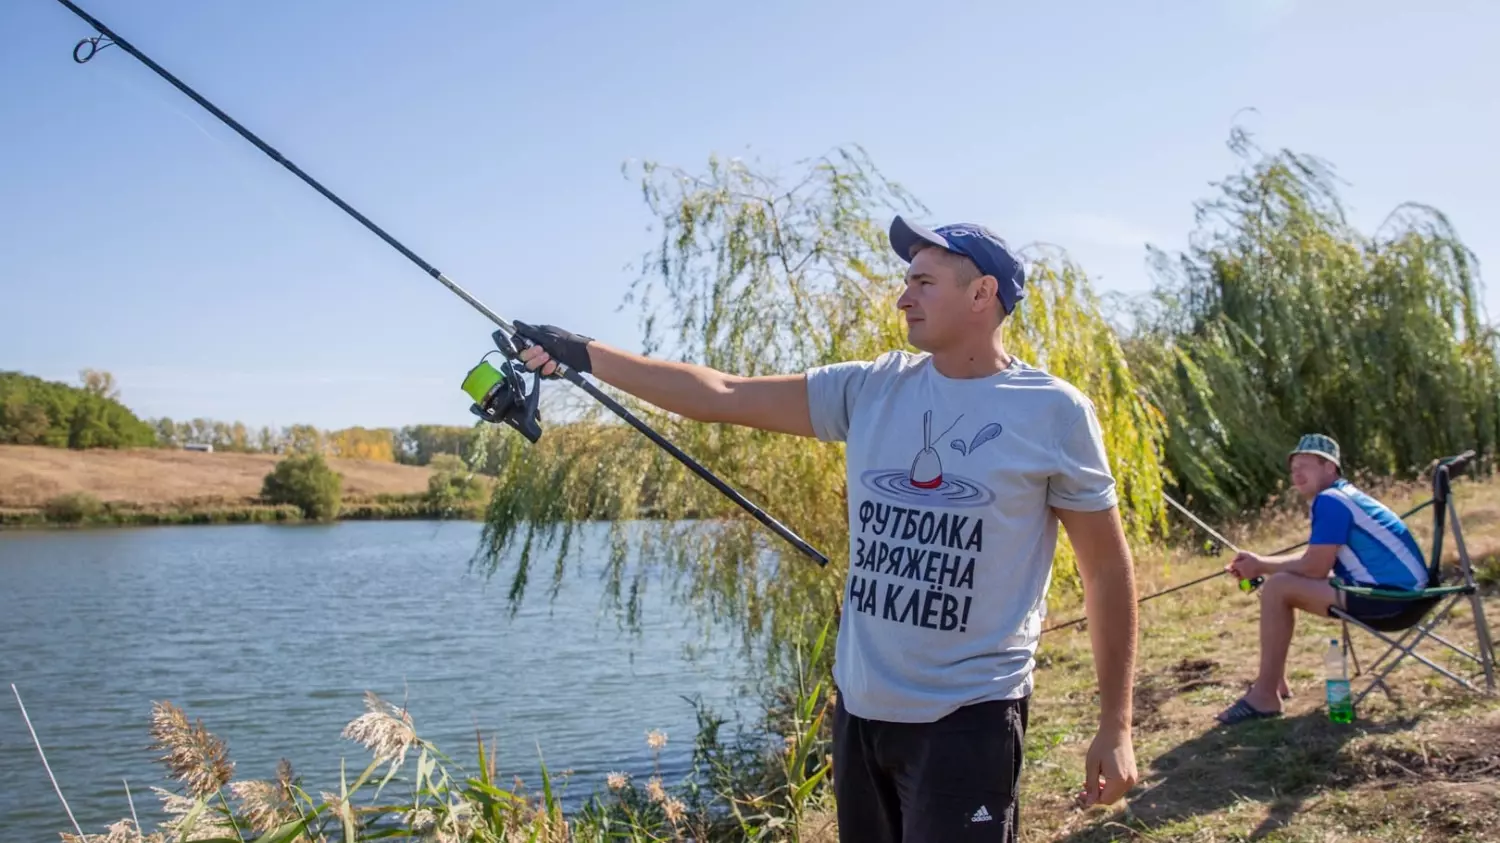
[34, 623, 841, 843]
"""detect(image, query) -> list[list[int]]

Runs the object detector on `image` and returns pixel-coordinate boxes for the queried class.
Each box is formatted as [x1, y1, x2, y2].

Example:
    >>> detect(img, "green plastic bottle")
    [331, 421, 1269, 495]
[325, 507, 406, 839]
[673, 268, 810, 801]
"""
[1324, 638, 1354, 723]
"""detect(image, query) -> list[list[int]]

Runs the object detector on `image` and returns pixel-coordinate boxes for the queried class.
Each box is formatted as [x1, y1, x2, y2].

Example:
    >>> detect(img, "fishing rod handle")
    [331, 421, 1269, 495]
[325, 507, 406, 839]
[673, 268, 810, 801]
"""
[561, 368, 829, 567]
[505, 331, 572, 377]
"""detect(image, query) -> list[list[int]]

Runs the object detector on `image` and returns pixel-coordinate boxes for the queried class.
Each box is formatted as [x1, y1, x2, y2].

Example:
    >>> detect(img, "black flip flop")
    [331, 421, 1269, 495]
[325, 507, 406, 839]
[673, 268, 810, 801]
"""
[1215, 697, 1282, 725]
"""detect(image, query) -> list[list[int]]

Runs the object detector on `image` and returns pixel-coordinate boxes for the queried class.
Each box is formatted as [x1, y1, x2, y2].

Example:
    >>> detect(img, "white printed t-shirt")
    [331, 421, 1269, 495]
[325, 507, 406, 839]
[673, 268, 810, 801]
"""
[806, 350, 1118, 723]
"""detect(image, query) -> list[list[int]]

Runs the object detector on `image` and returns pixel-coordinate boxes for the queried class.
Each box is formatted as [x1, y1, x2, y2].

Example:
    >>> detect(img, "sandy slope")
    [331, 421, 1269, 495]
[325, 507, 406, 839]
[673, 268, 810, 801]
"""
[0, 445, 434, 508]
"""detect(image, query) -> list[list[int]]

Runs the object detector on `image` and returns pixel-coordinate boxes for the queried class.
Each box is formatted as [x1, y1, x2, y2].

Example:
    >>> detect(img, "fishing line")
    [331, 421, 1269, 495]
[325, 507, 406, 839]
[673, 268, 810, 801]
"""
[48, 0, 828, 568]
[1162, 493, 1243, 554]
[73, 21, 349, 274]
[1042, 492, 1244, 636]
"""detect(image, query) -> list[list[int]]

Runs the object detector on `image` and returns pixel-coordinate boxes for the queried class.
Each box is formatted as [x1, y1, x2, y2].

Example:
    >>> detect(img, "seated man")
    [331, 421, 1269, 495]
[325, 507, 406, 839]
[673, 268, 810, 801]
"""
[1217, 433, 1428, 724]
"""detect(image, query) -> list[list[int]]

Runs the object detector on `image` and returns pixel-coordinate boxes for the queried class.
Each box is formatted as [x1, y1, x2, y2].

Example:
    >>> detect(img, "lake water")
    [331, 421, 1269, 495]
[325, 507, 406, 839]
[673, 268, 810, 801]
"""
[0, 521, 760, 839]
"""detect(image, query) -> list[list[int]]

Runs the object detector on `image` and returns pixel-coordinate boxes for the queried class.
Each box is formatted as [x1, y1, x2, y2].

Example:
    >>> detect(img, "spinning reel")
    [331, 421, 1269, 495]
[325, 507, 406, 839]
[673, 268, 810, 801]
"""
[460, 330, 543, 443]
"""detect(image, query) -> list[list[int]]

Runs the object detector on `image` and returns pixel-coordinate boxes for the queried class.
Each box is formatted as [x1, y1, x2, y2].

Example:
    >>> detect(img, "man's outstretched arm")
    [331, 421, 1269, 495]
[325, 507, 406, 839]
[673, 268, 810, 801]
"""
[512, 322, 816, 437]
[1055, 505, 1139, 807]
[593, 342, 815, 436]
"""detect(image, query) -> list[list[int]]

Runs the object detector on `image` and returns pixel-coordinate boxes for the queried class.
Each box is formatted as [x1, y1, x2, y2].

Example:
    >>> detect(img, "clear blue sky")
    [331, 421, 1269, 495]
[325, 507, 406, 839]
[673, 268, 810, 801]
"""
[3, 0, 1496, 431]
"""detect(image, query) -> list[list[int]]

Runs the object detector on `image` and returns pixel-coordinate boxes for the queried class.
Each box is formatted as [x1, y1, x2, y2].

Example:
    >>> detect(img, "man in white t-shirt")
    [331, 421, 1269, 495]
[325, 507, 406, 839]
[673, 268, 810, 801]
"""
[512, 214, 1140, 841]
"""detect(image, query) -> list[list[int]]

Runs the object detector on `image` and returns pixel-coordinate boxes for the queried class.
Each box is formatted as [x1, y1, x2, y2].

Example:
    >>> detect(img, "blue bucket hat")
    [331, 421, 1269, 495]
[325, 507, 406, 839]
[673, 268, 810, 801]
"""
[889, 215, 1026, 314]
[1288, 433, 1341, 470]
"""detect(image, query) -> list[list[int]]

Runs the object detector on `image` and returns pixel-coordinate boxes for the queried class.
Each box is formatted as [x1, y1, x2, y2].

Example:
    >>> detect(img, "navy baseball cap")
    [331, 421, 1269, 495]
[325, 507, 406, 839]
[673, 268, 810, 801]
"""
[889, 215, 1026, 314]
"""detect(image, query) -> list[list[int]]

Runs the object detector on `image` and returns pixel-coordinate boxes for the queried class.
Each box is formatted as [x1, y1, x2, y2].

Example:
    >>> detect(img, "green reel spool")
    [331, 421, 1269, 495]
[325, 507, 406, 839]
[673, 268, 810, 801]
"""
[461, 330, 543, 443]
[461, 359, 506, 406]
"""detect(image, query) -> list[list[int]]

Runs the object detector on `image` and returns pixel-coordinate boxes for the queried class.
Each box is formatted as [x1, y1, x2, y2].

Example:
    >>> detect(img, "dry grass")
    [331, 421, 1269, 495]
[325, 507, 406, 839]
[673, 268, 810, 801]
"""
[0, 444, 436, 508]
[1021, 590, 1500, 843]
[1018, 472, 1500, 842]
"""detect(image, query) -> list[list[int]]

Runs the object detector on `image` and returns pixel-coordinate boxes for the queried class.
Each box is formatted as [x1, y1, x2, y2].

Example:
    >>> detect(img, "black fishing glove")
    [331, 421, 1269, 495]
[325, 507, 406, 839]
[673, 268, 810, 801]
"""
[511, 321, 595, 374]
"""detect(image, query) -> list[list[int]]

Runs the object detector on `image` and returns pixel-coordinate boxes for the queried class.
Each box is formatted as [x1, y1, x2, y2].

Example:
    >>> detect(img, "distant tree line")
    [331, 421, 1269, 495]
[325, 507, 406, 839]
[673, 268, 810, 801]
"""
[0, 369, 493, 470]
[148, 418, 486, 465]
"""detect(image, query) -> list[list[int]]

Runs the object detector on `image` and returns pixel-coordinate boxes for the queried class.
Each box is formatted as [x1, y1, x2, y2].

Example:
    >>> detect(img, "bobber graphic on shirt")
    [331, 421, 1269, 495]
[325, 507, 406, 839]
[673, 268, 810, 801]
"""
[860, 409, 1002, 509]
[909, 410, 947, 488]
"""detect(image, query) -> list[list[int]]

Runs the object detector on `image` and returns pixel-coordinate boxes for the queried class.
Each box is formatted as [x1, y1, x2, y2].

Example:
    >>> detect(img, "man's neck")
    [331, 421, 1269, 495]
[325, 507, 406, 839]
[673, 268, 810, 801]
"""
[1311, 478, 1342, 497]
[928, 333, 1013, 379]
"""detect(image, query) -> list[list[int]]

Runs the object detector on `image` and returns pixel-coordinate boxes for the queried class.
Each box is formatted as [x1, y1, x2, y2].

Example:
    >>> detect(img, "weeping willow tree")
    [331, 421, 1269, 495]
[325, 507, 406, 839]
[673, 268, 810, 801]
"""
[468, 145, 1168, 656]
[1123, 128, 1500, 519]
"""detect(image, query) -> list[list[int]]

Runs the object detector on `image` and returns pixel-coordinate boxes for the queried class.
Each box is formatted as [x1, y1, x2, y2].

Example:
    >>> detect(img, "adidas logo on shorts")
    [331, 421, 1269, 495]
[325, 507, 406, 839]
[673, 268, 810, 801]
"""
[971, 805, 992, 823]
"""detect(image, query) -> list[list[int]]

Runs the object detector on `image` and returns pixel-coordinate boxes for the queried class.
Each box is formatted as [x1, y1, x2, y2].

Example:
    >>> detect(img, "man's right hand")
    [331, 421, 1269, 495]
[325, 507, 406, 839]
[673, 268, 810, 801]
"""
[1226, 551, 1266, 580]
[512, 321, 594, 376]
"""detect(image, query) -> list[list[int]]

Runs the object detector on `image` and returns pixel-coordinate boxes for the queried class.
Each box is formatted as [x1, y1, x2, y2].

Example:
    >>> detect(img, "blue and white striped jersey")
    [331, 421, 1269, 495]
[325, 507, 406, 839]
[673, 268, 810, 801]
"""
[1310, 479, 1428, 590]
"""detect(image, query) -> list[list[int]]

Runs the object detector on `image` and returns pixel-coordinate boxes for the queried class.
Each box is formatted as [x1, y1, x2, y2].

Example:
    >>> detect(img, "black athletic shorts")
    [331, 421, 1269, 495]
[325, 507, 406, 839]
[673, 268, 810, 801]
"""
[832, 691, 1029, 842]
[1331, 589, 1413, 623]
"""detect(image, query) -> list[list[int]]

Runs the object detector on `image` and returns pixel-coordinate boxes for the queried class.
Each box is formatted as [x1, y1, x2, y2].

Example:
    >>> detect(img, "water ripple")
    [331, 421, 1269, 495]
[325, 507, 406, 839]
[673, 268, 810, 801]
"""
[0, 521, 755, 839]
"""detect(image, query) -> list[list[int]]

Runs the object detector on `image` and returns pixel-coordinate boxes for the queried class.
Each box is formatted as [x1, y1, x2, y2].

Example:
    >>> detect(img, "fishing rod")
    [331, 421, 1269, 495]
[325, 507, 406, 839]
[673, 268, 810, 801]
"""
[50, 0, 828, 568]
[1042, 492, 1250, 636]
[1161, 493, 1260, 593]
[1165, 488, 1438, 594]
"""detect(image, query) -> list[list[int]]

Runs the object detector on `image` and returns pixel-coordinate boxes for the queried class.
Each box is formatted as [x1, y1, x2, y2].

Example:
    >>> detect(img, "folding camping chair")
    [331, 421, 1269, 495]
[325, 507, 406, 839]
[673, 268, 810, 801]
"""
[1331, 450, 1497, 707]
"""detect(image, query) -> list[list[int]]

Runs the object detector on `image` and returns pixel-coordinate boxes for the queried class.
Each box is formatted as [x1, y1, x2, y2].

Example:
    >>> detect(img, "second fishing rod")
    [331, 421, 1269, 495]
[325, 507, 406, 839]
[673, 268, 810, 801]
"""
[51, 0, 828, 568]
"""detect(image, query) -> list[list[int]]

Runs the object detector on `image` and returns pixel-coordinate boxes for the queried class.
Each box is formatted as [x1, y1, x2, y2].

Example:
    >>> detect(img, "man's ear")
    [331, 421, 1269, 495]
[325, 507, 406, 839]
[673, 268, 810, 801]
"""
[972, 274, 998, 312]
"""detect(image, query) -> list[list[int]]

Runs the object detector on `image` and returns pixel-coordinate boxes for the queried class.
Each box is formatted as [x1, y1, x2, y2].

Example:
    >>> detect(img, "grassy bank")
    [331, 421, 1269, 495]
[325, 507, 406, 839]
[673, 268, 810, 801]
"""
[0, 444, 489, 529]
[1009, 471, 1500, 842]
[42, 474, 1500, 842]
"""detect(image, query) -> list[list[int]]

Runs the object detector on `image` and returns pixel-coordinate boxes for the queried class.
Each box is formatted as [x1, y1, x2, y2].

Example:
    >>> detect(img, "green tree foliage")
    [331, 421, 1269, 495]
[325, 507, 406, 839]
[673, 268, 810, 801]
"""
[471, 146, 1168, 653]
[425, 453, 488, 511]
[282, 424, 326, 455]
[256, 425, 280, 452]
[0, 371, 470, 464]
[0, 370, 156, 448]
[394, 424, 474, 466]
[260, 453, 343, 520]
[153, 417, 180, 447]
[1122, 129, 1500, 519]
[148, 417, 401, 459]
[149, 416, 272, 452]
[42, 491, 104, 523]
